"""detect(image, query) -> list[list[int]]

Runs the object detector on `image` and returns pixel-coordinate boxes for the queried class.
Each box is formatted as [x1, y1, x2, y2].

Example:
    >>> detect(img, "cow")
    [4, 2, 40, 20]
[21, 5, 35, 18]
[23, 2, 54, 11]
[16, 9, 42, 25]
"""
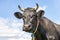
[14, 3, 60, 40]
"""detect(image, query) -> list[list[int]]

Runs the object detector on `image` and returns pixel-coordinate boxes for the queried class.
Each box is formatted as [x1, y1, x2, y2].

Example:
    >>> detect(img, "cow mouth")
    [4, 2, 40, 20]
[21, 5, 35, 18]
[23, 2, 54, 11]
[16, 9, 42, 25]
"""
[23, 27, 32, 32]
[24, 29, 32, 32]
[23, 25, 35, 33]
[23, 26, 33, 33]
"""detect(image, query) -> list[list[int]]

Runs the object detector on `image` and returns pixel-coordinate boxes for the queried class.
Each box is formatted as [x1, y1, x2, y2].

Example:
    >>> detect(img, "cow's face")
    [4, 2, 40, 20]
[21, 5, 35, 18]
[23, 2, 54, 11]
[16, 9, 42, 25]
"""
[14, 8, 37, 33]
[14, 3, 45, 33]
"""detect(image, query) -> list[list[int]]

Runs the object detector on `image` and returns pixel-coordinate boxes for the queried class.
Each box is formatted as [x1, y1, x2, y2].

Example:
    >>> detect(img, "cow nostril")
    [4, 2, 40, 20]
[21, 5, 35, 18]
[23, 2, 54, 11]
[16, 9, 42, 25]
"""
[28, 25, 30, 28]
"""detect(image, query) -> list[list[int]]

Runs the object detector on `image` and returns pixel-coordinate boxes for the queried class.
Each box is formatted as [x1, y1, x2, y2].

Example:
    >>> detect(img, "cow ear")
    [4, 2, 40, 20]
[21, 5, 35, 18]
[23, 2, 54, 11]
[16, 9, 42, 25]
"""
[14, 12, 23, 19]
[37, 10, 45, 17]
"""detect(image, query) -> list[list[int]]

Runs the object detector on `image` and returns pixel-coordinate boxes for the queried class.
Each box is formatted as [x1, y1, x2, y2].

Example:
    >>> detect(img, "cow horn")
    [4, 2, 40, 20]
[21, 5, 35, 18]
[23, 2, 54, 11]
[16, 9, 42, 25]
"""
[34, 3, 39, 10]
[18, 5, 25, 12]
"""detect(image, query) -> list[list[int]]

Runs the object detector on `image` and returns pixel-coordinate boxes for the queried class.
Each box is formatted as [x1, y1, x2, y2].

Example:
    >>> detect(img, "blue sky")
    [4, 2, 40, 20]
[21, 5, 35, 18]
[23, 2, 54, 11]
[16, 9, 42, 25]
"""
[0, 0, 60, 40]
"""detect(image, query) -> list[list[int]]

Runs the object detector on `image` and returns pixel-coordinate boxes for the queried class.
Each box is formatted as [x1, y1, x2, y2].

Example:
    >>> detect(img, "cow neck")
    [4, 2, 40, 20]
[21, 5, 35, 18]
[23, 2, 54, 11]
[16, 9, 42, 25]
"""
[33, 17, 43, 34]
[33, 18, 39, 34]
[33, 17, 47, 40]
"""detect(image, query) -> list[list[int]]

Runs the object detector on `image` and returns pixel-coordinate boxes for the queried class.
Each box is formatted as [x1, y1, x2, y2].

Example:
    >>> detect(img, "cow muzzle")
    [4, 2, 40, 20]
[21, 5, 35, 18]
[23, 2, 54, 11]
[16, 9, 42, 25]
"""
[23, 24, 32, 31]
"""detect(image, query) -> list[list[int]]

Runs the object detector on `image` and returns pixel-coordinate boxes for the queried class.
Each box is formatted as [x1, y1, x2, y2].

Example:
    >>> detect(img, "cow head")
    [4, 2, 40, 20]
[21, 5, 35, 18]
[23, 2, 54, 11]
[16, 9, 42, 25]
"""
[14, 3, 45, 33]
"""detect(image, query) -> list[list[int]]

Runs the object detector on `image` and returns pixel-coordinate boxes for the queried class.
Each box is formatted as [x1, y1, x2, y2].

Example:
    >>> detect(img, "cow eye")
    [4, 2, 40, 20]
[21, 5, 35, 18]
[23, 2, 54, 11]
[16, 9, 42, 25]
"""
[23, 16, 26, 18]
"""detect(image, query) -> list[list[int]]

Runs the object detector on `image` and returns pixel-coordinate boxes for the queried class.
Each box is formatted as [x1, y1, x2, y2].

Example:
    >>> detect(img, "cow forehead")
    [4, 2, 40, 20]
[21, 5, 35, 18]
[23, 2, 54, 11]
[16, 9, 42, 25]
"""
[23, 8, 36, 16]
[25, 8, 35, 11]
